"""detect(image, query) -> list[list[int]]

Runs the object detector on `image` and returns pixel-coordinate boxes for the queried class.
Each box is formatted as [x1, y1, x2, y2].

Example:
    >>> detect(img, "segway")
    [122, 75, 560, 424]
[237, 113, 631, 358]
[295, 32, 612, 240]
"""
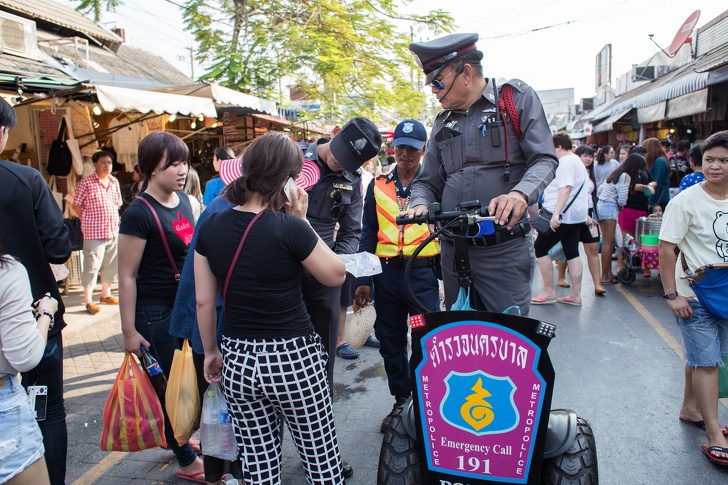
[377, 201, 598, 485]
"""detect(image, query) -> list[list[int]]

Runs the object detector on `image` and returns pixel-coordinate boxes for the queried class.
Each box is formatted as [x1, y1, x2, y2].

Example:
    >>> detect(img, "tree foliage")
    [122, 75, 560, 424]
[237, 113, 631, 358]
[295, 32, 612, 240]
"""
[75, 0, 120, 23]
[182, 0, 454, 123]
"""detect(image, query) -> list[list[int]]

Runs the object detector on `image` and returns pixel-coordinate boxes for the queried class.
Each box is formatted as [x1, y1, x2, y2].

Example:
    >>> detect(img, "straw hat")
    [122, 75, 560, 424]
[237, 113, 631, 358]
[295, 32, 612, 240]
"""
[348, 305, 376, 349]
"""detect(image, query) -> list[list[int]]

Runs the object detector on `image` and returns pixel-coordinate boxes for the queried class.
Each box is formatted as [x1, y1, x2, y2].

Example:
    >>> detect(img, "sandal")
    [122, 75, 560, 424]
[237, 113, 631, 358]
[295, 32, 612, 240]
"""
[600, 277, 619, 285]
[701, 444, 728, 467]
[177, 471, 206, 483]
[557, 296, 582, 306]
[530, 296, 556, 305]
[336, 343, 360, 360]
[680, 417, 728, 436]
[594, 288, 607, 296]
[557, 280, 570, 288]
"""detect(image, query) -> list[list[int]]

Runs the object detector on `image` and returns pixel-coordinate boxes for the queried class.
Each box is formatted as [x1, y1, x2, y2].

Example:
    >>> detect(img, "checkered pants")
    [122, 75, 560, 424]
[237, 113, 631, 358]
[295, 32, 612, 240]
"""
[221, 333, 343, 484]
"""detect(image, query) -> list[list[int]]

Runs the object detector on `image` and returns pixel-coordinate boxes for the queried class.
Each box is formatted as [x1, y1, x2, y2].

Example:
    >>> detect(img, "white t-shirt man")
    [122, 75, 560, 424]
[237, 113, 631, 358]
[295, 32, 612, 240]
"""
[541, 153, 589, 224]
[659, 183, 728, 298]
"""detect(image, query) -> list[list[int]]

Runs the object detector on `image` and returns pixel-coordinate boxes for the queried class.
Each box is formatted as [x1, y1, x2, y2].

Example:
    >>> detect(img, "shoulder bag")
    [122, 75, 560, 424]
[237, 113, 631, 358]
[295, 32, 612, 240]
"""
[680, 253, 728, 319]
[533, 182, 585, 235]
[222, 210, 266, 311]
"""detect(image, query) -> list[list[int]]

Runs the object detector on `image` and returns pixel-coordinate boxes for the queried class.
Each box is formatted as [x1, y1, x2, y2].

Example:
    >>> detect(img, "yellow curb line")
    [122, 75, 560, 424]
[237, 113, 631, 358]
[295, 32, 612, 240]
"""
[616, 285, 728, 409]
[72, 451, 127, 485]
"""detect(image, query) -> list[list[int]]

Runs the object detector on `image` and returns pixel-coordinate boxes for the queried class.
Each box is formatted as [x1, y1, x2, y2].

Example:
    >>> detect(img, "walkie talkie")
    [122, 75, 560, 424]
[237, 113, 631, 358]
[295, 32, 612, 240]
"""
[490, 78, 502, 148]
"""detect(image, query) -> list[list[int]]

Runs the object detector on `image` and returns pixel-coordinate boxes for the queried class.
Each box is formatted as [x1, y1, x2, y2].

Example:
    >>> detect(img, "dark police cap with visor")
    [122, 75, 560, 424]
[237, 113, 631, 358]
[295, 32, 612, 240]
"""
[330, 116, 383, 173]
[392, 119, 427, 150]
[409, 33, 481, 85]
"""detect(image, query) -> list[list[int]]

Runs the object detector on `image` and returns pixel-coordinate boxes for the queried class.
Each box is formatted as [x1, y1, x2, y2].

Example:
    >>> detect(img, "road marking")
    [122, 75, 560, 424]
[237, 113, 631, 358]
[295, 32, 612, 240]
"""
[616, 285, 684, 359]
[617, 285, 728, 409]
[72, 451, 126, 485]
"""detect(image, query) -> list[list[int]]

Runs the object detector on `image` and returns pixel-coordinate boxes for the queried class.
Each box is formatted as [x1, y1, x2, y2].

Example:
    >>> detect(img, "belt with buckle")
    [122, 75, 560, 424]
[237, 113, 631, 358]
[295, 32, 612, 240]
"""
[442, 221, 531, 248]
[380, 256, 436, 269]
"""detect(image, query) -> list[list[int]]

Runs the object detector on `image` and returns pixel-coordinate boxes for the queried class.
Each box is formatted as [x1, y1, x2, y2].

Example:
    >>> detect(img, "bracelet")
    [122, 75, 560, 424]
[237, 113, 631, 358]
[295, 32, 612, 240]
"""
[36, 310, 55, 330]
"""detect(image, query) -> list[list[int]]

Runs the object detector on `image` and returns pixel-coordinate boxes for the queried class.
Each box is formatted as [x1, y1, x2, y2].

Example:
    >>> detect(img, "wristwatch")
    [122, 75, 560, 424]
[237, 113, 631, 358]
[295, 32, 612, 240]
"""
[662, 291, 679, 300]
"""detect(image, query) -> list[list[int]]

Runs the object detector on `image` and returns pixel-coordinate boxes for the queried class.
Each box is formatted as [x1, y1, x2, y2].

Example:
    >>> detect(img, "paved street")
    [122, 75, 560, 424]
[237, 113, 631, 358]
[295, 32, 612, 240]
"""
[61, 264, 728, 485]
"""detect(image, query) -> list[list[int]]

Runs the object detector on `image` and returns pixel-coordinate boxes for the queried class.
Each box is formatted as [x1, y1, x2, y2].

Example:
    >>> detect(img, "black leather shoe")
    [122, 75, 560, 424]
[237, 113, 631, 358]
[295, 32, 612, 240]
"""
[380, 395, 409, 433]
[342, 461, 353, 479]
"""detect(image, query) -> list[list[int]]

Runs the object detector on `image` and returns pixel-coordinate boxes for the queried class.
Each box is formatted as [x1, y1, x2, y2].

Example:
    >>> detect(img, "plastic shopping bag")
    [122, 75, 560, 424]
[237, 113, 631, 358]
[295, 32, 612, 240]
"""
[719, 355, 728, 399]
[166, 340, 200, 446]
[451, 287, 475, 311]
[200, 383, 238, 461]
[100, 353, 167, 451]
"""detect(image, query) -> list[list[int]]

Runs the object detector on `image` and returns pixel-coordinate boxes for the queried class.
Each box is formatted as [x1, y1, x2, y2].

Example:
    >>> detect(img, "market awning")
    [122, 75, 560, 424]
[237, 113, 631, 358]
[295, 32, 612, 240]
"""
[95, 84, 217, 117]
[708, 66, 728, 86]
[592, 109, 631, 133]
[156, 83, 277, 116]
[637, 101, 666, 124]
[667, 88, 709, 119]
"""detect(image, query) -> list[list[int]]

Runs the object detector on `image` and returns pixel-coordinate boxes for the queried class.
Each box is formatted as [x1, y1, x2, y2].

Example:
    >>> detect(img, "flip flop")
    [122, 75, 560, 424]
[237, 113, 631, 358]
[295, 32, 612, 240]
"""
[600, 277, 619, 285]
[531, 296, 556, 305]
[177, 470, 206, 483]
[680, 417, 728, 436]
[701, 444, 728, 467]
[557, 281, 570, 288]
[557, 296, 582, 306]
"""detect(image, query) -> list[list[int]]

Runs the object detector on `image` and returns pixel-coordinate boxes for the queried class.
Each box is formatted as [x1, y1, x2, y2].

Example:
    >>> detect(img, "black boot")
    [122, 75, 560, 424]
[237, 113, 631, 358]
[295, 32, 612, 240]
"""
[342, 460, 353, 479]
[380, 395, 409, 433]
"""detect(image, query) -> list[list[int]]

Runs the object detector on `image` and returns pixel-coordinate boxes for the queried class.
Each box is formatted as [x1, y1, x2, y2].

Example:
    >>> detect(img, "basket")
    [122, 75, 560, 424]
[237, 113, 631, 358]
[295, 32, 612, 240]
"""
[640, 234, 659, 246]
[348, 305, 376, 349]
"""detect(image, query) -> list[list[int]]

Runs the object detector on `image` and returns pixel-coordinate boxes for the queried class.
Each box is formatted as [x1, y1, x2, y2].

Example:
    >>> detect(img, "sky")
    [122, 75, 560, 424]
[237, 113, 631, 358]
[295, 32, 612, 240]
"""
[58, 0, 726, 101]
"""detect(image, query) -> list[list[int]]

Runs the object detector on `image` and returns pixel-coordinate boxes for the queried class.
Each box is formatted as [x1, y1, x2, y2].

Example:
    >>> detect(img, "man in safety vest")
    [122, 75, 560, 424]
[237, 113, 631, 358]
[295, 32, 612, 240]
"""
[354, 119, 441, 432]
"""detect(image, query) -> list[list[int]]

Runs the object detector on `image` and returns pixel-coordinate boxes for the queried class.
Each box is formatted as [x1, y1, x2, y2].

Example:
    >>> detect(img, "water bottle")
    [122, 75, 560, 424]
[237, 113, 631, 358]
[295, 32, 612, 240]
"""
[139, 345, 167, 405]
[201, 383, 238, 461]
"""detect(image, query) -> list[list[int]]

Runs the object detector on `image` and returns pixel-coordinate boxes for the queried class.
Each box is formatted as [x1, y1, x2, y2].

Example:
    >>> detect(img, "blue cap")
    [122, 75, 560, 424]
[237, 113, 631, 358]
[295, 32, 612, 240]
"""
[392, 120, 427, 150]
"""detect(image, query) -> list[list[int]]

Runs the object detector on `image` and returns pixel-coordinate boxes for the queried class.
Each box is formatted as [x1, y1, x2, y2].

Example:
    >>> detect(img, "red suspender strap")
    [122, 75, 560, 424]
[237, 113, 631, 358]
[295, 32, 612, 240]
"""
[222, 210, 266, 311]
[137, 196, 181, 282]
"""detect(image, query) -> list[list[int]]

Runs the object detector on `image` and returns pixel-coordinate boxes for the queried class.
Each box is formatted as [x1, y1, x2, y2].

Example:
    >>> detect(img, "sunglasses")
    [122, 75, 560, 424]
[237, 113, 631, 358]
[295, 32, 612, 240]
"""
[329, 189, 343, 219]
[430, 65, 465, 90]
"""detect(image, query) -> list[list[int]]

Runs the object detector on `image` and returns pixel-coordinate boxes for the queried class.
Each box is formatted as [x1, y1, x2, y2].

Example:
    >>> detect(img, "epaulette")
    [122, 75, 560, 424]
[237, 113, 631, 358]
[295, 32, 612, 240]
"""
[503, 78, 529, 94]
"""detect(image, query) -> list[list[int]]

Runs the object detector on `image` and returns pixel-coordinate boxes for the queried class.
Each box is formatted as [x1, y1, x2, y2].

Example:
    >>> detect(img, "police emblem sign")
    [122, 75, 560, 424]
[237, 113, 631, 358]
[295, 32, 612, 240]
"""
[411, 313, 554, 484]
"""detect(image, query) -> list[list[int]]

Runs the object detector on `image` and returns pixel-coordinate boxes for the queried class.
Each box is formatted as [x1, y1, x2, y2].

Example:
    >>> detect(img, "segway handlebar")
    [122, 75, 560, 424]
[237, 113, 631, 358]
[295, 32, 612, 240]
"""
[395, 201, 493, 226]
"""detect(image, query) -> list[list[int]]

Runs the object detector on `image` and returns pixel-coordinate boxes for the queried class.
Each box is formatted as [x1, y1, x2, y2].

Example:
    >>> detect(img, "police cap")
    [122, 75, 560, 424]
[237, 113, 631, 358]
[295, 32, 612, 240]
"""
[409, 33, 480, 85]
[330, 116, 383, 173]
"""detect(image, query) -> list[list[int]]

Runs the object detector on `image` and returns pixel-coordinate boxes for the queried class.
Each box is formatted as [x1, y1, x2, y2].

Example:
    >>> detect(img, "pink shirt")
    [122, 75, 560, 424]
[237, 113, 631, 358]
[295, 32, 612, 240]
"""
[73, 173, 122, 240]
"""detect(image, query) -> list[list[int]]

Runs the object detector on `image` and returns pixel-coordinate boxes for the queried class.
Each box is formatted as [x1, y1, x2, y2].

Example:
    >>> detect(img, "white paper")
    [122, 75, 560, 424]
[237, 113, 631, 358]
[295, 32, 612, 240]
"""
[337, 252, 382, 278]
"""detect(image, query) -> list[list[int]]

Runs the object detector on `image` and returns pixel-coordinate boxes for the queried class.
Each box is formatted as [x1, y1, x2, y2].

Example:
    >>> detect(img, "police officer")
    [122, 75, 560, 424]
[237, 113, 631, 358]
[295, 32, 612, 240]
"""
[407, 33, 558, 315]
[302, 116, 382, 377]
[354, 119, 441, 431]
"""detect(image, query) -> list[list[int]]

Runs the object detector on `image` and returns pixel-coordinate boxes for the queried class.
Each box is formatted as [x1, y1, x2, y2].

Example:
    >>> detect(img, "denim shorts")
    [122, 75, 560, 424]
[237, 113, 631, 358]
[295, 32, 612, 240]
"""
[596, 200, 619, 221]
[677, 300, 728, 367]
[0, 375, 45, 482]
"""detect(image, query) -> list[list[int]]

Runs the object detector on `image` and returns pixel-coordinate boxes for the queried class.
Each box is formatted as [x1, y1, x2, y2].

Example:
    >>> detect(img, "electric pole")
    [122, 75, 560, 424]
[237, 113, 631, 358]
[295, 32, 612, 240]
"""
[188, 46, 195, 79]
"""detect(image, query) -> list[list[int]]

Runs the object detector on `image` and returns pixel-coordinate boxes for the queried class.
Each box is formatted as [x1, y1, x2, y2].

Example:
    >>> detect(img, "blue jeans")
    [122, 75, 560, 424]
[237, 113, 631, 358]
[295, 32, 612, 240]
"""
[135, 304, 197, 467]
[20, 333, 65, 485]
[677, 300, 728, 367]
[0, 375, 45, 483]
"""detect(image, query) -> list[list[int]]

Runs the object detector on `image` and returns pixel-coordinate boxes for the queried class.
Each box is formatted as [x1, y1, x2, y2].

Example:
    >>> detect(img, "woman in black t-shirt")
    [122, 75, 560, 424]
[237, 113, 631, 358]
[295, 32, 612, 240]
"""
[195, 133, 347, 484]
[118, 132, 204, 480]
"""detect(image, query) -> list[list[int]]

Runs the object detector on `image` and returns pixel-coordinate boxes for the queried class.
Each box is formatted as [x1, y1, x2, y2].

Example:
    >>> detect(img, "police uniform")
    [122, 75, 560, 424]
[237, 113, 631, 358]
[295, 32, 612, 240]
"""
[359, 165, 440, 399]
[409, 33, 558, 315]
[301, 117, 382, 388]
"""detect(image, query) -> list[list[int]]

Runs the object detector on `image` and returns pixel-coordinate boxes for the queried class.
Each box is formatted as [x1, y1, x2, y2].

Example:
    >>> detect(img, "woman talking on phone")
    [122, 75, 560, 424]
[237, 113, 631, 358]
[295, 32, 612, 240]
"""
[195, 132, 347, 484]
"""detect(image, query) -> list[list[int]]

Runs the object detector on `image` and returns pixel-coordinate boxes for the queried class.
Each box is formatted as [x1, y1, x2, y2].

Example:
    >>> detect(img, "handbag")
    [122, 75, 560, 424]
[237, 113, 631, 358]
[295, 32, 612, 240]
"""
[46, 118, 73, 176]
[349, 305, 376, 348]
[533, 182, 585, 235]
[681, 253, 728, 319]
[62, 177, 83, 251]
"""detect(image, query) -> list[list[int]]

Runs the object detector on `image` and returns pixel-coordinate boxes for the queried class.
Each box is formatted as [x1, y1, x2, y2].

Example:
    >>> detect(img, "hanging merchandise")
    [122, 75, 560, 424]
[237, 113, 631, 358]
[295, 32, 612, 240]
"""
[109, 113, 149, 172]
[46, 117, 74, 176]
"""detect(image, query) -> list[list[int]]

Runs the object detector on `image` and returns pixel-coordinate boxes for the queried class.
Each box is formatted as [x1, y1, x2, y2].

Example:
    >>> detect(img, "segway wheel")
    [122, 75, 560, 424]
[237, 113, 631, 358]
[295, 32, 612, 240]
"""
[541, 417, 598, 485]
[377, 407, 421, 485]
[616, 267, 636, 285]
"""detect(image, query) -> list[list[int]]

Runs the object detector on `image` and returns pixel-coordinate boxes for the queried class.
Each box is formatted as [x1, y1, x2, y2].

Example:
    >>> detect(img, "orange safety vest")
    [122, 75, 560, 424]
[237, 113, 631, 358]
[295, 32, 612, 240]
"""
[374, 177, 440, 258]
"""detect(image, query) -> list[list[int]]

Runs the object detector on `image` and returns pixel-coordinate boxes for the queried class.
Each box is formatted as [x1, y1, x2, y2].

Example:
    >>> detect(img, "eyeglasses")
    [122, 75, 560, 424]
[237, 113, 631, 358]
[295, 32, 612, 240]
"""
[430, 65, 464, 90]
[703, 156, 728, 166]
[329, 189, 342, 219]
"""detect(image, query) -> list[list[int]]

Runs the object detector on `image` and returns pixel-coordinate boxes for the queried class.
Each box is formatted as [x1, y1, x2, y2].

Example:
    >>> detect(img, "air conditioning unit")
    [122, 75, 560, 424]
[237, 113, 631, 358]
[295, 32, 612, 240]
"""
[631, 65, 655, 82]
[0, 11, 40, 60]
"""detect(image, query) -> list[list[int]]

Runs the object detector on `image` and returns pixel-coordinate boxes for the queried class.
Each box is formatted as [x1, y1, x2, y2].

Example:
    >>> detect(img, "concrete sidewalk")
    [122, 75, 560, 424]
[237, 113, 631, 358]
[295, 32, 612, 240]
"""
[60, 286, 389, 484]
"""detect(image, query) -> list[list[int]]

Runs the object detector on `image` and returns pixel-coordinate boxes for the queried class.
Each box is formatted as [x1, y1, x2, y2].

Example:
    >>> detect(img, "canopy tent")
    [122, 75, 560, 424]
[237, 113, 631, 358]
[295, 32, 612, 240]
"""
[592, 109, 632, 134]
[95, 84, 217, 118]
[155, 83, 277, 116]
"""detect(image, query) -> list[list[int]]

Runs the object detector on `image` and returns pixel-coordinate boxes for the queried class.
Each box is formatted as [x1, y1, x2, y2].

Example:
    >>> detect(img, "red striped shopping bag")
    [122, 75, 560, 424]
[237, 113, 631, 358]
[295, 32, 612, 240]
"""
[100, 353, 167, 451]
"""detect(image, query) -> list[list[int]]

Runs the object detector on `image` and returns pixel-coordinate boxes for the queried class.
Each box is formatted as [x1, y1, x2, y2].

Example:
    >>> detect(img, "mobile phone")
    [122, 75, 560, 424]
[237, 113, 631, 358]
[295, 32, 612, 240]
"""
[283, 177, 297, 202]
[27, 385, 48, 421]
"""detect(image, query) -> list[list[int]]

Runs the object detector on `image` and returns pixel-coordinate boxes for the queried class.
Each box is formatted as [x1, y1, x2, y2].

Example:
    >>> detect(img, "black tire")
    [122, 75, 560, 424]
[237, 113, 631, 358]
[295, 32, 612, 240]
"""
[541, 417, 598, 485]
[616, 267, 636, 285]
[377, 408, 421, 485]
